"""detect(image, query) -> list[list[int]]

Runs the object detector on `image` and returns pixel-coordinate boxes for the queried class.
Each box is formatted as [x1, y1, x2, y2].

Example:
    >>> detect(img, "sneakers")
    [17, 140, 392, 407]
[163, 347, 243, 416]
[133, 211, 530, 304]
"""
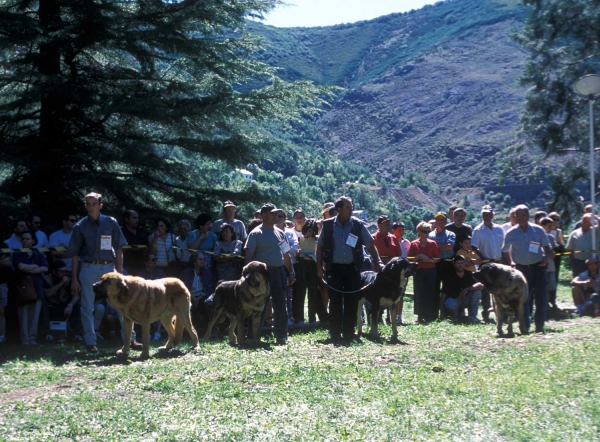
[153, 332, 161, 341]
[86, 345, 98, 353]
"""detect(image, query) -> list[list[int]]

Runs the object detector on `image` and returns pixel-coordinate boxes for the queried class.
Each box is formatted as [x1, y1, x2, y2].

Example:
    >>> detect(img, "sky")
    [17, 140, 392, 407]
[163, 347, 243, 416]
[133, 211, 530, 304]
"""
[260, 0, 439, 28]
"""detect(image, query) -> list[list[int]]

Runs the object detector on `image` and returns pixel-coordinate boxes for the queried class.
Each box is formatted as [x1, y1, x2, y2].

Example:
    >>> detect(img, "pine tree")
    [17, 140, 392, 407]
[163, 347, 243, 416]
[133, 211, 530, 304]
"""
[0, 0, 331, 219]
[514, 0, 600, 154]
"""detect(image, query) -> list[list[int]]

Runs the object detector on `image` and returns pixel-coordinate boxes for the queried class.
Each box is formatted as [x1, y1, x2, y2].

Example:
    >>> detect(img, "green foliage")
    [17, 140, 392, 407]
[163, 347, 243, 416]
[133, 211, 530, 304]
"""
[513, 0, 600, 154]
[0, 0, 334, 221]
[546, 160, 587, 229]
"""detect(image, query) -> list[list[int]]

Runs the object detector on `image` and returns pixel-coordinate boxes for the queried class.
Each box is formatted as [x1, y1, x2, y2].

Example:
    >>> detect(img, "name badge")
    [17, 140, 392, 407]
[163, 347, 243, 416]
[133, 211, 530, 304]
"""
[528, 241, 540, 254]
[346, 233, 358, 248]
[101, 235, 112, 251]
[278, 239, 291, 254]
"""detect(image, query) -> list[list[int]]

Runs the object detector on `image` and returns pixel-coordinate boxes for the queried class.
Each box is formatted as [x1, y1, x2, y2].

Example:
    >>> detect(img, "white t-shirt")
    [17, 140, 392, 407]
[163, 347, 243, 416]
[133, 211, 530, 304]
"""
[48, 229, 73, 270]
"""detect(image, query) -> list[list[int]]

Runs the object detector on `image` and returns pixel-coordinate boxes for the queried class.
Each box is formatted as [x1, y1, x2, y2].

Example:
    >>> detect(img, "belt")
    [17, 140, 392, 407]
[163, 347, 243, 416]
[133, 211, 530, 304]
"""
[516, 262, 542, 267]
[85, 260, 113, 265]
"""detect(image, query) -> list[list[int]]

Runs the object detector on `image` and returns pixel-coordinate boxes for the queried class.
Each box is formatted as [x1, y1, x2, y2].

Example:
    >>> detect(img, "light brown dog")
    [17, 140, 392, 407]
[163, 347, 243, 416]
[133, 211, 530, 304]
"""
[93, 272, 199, 358]
[204, 261, 269, 345]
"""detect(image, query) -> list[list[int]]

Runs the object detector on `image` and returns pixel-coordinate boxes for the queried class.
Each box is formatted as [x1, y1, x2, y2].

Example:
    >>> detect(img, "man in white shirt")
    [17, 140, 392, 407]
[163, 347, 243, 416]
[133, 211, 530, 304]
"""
[48, 213, 77, 271]
[471, 205, 504, 323]
[26, 213, 48, 248]
[5, 219, 27, 248]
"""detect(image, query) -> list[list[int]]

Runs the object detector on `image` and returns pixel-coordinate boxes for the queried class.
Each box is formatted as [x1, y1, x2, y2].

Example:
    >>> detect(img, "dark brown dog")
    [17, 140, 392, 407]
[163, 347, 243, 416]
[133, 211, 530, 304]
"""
[93, 272, 199, 359]
[357, 257, 418, 339]
[473, 263, 528, 337]
[204, 261, 269, 345]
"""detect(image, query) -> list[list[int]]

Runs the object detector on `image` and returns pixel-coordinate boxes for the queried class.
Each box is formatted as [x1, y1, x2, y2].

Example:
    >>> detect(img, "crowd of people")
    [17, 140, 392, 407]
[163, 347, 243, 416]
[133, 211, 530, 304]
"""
[1, 193, 600, 351]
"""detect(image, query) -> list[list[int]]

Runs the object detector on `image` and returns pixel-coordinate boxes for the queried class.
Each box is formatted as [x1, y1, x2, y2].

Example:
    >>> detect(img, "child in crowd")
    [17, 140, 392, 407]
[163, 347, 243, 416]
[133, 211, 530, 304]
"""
[455, 236, 481, 273]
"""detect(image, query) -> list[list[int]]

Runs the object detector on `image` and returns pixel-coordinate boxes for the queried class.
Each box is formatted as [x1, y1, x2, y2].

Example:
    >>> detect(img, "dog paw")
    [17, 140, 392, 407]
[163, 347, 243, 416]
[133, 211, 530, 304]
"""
[116, 348, 128, 356]
[157, 345, 168, 352]
[139, 352, 150, 360]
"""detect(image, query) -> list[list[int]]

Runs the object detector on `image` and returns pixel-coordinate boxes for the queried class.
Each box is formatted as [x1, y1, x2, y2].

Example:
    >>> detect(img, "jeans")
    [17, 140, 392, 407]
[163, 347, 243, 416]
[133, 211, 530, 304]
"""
[79, 262, 115, 346]
[444, 290, 481, 320]
[516, 264, 547, 332]
[261, 266, 289, 340]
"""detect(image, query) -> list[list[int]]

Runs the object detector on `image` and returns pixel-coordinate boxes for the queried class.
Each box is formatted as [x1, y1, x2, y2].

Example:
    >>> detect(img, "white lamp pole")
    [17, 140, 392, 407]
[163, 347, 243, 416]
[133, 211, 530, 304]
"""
[573, 74, 600, 257]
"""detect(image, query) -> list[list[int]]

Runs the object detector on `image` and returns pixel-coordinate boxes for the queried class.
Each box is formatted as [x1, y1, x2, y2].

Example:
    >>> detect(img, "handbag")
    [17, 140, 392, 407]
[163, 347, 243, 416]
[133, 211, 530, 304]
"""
[17, 276, 38, 304]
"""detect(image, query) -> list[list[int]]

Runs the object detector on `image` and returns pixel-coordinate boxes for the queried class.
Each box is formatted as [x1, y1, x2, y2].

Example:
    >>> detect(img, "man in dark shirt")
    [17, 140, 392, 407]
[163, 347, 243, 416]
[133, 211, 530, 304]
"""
[68, 192, 127, 352]
[121, 210, 148, 275]
[445, 207, 473, 244]
[440, 255, 483, 323]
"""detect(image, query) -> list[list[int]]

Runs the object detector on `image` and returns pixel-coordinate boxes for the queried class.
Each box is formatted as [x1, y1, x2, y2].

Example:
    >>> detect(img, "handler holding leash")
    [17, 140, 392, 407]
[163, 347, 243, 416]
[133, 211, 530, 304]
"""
[245, 203, 296, 345]
[69, 192, 127, 353]
[316, 196, 383, 344]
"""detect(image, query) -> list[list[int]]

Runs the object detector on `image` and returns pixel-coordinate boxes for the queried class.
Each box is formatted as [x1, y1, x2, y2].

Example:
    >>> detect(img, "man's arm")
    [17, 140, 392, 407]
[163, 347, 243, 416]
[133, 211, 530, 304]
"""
[71, 255, 81, 294]
[283, 252, 296, 286]
[502, 251, 513, 266]
[245, 248, 255, 265]
[365, 242, 383, 273]
[316, 243, 325, 281]
[115, 248, 123, 273]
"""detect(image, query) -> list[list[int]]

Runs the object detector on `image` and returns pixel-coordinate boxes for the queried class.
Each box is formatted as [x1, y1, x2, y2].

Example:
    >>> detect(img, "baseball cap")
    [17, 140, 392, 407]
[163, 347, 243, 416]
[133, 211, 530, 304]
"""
[223, 200, 236, 208]
[481, 205, 493, 213]
[260, 203, 280, 214]
[377, 215, 391, 224]
[434, 212, 447, 220]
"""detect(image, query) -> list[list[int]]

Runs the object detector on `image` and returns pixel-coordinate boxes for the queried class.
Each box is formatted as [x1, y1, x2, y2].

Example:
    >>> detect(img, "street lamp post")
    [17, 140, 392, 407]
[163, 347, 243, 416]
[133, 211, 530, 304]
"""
[573, 74, 600, 258]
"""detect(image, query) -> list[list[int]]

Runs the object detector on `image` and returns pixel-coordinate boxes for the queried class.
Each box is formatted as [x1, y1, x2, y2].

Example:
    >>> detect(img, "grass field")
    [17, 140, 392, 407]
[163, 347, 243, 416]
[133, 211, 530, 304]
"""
[1, 278, 599, 441]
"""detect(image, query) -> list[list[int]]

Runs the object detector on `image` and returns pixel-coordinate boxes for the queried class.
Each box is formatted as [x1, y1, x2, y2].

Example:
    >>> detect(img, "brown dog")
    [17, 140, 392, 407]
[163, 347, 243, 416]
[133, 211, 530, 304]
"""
[204, 261, 269, 345]
[93, 272, 199, 358]
[473, 263, 529, 337]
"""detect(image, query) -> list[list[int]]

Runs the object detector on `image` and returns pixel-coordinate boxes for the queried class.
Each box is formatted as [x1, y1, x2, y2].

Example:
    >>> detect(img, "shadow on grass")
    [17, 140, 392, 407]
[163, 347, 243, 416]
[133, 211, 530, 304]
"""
[0, 341, 201, 367]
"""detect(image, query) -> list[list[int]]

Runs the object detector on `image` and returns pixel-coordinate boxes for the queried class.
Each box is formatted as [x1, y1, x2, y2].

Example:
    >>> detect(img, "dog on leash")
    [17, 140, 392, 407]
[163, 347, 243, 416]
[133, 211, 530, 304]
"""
[93, 272, 199, 359]
[473, 263, 528, 337]
[357, 257, 418, 339]
[204, 261, 270, 345]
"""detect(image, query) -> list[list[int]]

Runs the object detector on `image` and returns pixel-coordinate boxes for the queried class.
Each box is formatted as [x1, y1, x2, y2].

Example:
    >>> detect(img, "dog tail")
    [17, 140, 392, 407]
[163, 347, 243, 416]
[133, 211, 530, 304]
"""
[174, 316, 184, 345]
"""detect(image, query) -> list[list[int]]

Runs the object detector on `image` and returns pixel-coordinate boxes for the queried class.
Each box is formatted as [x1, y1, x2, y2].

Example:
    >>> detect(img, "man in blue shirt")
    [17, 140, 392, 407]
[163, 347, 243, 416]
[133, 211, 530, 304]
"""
[68, 192, 127, 352]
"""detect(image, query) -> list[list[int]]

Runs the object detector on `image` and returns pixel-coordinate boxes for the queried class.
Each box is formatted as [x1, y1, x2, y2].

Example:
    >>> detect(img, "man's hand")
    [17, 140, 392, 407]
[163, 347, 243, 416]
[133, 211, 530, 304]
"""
[375, 262, 384, 273]
[316, 265, 325, 283]
[287, 274, 296, 286]
[63, 305, 73, 318]
[71, 279, 81, 294]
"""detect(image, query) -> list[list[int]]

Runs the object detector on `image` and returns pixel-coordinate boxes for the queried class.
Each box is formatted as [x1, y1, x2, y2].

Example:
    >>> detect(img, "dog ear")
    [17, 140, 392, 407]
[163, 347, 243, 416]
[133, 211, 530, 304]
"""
[242, 262, 253, 279]
[117, 278, 130, 303]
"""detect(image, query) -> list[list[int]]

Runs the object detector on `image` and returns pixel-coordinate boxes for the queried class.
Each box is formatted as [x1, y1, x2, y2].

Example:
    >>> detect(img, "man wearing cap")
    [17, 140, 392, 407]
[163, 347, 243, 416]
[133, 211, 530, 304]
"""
[429, 212, 456, 319]
[373, 215, 401, 265]
[471, 205, 505, 323]
[68, 192, 128, 353]
[316, 196, 384, 343]
[445, 207, 472, 244]
[213, 201, 247, 243]
[502, 204, 552, 333]
[245, 203, 296, 345]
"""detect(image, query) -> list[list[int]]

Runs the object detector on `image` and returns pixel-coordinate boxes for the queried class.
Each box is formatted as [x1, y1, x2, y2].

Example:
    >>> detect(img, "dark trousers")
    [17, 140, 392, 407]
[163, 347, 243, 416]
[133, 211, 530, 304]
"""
[516, 264, 547, 332]
[260, 266, 289, 340]
[434, 261, 453, 320]
[293, 259, 325, 323]
[414, 267, 437, 322]
[327, 263, 361, 340]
